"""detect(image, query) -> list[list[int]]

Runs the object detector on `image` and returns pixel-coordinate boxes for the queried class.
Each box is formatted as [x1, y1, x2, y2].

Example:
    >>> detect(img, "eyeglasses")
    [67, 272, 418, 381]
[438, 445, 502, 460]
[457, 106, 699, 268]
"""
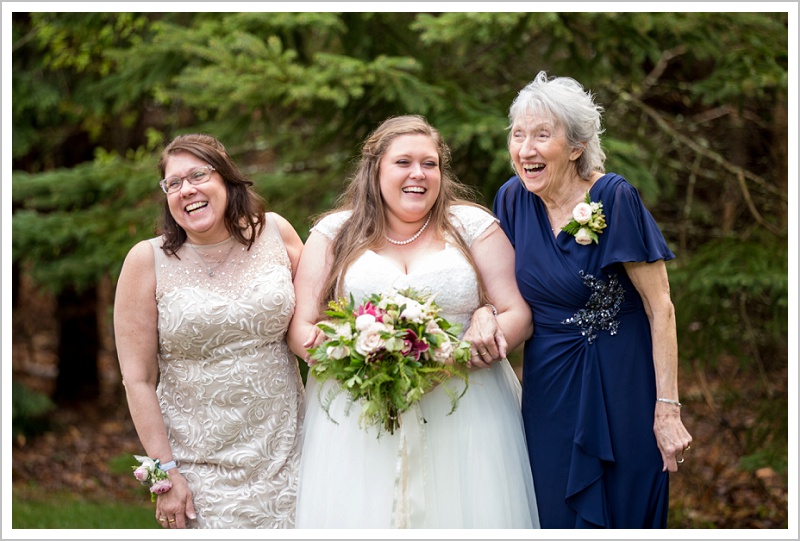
[160, 165, 216, 194]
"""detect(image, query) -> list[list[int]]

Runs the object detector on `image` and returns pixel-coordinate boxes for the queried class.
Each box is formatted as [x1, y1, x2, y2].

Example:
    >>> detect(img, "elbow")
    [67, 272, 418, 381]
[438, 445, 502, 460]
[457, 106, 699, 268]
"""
[648, 297, 676, 327]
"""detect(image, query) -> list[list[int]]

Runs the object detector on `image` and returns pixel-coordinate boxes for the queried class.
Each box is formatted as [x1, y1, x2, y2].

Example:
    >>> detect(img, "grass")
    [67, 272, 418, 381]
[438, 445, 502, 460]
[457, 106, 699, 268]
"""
[12, 490, 159, 529]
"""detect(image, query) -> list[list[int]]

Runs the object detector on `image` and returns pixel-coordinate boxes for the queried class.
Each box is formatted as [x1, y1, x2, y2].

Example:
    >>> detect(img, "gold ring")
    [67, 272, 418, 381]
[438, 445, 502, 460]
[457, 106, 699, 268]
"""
[677, 457, 685, 464]
[168, 519, 176, 523]
[479, 350, 488, 355]
[158, 518, 166, 522]
[685, 444, 691, 451]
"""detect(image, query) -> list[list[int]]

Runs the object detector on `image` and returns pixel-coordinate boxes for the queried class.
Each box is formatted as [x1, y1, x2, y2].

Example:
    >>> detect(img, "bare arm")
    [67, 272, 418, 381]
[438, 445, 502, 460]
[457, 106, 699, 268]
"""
[114, 241, 195, 526]
[624, 260, 692, 472]
[270, 212, 304, 280]
[465, 222, 533, 369]
[287, 230, 333, 361]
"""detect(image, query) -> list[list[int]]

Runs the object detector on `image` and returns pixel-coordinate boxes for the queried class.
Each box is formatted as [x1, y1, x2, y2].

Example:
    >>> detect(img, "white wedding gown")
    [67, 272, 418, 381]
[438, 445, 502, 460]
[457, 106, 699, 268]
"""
[295, 205, 539, 529]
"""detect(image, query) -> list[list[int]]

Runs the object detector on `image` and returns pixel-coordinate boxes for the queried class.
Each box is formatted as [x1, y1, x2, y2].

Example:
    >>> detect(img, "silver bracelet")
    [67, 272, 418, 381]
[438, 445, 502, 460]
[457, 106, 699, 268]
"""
[656, 397, 682, 408]
[483, 303, 498, 317]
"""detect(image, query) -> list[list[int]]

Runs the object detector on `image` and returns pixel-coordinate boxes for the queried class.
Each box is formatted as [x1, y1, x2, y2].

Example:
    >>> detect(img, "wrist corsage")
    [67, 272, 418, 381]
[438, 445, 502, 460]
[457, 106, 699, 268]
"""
[132, 455, 173, 502]
[562, 191, 607, 245]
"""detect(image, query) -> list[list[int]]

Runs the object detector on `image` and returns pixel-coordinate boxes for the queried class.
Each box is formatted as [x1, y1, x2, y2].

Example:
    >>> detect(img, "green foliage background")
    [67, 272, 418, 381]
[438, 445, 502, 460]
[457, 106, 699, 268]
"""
[10, 9, 790, 521]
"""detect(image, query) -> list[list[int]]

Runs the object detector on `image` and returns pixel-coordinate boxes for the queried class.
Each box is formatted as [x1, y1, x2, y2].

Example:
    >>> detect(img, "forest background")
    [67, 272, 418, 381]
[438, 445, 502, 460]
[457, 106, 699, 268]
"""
[5, 5, 794, 533]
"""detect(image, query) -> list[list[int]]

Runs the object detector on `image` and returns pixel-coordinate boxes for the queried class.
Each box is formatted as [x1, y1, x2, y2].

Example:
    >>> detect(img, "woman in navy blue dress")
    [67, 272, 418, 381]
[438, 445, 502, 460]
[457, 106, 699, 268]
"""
[493, 71, 692, 528]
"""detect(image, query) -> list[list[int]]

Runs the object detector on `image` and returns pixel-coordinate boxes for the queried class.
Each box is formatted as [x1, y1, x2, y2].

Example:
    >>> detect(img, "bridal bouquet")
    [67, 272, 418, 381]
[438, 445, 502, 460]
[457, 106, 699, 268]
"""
[307, 288, 472, 435]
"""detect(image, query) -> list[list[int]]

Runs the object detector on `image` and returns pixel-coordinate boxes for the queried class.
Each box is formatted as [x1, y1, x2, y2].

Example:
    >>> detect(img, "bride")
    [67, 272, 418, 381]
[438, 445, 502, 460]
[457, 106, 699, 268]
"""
[288, 115, 539, 529]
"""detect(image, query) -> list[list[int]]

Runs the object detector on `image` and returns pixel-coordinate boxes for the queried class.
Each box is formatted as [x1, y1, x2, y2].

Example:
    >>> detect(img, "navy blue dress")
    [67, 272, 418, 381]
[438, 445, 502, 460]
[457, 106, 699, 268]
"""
[493, 173, 674, 528]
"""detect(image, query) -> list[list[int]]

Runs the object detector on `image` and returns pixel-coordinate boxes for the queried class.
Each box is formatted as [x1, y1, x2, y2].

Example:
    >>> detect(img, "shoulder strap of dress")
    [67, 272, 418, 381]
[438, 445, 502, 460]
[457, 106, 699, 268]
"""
[264, 212, 286, 249]
[263, 213, 293, 270]
[146, 237, 164, 273]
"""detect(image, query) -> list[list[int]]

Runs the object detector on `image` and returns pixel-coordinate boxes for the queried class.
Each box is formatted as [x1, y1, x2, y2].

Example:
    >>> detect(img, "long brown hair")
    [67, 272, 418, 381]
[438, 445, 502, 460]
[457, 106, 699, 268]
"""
[157, 133, 266, 255]
[317, 115, 489, 308]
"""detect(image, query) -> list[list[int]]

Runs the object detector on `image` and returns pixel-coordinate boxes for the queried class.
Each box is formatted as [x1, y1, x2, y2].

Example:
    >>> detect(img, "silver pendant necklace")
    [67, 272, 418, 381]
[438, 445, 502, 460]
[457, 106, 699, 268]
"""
[385, 214, 431, 246]
[187, 239, 235, 277]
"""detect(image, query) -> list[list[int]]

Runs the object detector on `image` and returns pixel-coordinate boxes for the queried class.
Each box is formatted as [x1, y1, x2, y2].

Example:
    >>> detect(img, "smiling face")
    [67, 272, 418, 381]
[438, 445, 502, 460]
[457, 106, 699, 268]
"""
[509, 113, 584, 199]
[378, 133, 442, 231]
[163, 151, 229, 244]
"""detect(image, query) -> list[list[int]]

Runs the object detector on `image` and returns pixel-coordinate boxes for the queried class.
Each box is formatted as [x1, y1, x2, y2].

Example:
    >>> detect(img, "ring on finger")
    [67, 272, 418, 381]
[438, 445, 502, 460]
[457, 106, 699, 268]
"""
[677, 457, 685, 464]
[168, 519, 176, 523]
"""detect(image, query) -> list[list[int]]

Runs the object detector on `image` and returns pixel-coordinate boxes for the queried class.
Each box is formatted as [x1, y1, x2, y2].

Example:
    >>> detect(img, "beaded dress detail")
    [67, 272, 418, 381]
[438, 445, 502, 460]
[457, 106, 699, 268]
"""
[148, 215, 304, 529]
[562, 271, 624, 344]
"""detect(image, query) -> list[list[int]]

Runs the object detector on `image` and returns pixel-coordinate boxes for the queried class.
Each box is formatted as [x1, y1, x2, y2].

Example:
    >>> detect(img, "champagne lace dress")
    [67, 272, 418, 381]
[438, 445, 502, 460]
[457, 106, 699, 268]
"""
[148, 214, 304, 528]
[294, 205, 539, 529]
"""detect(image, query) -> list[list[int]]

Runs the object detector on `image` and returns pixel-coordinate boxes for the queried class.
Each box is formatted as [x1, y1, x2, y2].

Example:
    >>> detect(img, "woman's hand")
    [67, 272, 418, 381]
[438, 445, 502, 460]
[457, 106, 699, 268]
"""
[654, 402, 693, 472]
[301, 324, 327, 363]
[464, 305, 508, 369]
[155, 471, 196, 529]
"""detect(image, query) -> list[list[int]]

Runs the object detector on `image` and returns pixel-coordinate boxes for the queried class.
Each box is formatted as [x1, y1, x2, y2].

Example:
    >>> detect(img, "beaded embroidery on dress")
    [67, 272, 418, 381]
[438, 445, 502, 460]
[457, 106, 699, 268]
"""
[148, 215, 304, 528]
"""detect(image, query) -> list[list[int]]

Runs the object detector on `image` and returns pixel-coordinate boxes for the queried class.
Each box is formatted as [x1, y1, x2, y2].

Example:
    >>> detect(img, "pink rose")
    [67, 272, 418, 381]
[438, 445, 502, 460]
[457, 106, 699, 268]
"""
[574, 227, 593, 245]
[150, 478, 172, 495]
[356, 301, 383, 322]
[572, 202, 593, 224]
[355, 323, 388, 356]
[133, 465, 149, 482]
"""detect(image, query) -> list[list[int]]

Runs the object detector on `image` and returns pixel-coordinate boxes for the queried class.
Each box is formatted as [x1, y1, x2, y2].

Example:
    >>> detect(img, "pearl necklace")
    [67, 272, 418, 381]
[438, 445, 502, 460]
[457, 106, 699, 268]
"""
[187, 239, 235, 277]
[385, 214, 431, 246]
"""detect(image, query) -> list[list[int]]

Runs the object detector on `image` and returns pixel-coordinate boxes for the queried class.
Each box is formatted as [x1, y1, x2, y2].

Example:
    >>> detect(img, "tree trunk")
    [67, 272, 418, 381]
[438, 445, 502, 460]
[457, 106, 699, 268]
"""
[773, 90, 788, 231]
[54, 286, 100, 403]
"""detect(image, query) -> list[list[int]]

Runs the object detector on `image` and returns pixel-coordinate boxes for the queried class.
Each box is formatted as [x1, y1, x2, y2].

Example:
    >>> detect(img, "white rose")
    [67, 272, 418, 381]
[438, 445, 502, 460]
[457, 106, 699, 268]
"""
[355, 313, 376, 331]
[326, 344, 350, 360]
[335, 322, 353, 340]
[425, 320, 442, 334]
[431, 334, 454, 363]
[574, 227, 593, 245]
[572, 202, 593, 224]
[400, 301, 424, 323]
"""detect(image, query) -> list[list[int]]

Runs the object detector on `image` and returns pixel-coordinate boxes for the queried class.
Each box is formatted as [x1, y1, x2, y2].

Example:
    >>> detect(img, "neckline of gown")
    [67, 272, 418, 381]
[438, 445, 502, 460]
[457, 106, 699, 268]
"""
[365, 243, 454, 277]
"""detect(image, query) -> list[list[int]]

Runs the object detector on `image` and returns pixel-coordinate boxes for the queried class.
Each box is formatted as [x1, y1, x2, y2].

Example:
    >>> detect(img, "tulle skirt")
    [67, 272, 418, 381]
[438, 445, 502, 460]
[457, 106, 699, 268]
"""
[295, 360, 540, 529]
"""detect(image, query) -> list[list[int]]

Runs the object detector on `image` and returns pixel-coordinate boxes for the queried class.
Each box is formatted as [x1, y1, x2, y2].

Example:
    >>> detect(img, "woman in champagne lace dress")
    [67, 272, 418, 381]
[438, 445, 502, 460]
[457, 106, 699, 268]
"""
[288, 115, 539, 528]
[114, 134, 305, 528]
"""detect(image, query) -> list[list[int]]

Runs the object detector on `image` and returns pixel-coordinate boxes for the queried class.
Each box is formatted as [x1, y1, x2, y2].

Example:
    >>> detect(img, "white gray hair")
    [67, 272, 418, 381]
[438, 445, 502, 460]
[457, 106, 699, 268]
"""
[508, 71, 606, 179]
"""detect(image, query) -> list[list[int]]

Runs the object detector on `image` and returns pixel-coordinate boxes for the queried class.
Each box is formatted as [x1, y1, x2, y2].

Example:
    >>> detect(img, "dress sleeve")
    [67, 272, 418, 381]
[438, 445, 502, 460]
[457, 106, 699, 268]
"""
[310, 210, 352, 241]
[600, 179, 675, 269]
[449, 205, 498, 247]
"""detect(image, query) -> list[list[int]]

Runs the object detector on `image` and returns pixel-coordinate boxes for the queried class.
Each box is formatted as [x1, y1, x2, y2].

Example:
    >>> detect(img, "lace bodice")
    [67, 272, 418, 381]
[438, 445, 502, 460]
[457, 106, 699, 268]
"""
[148, 215, 304, 528]
[313, 205, 497, 333]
